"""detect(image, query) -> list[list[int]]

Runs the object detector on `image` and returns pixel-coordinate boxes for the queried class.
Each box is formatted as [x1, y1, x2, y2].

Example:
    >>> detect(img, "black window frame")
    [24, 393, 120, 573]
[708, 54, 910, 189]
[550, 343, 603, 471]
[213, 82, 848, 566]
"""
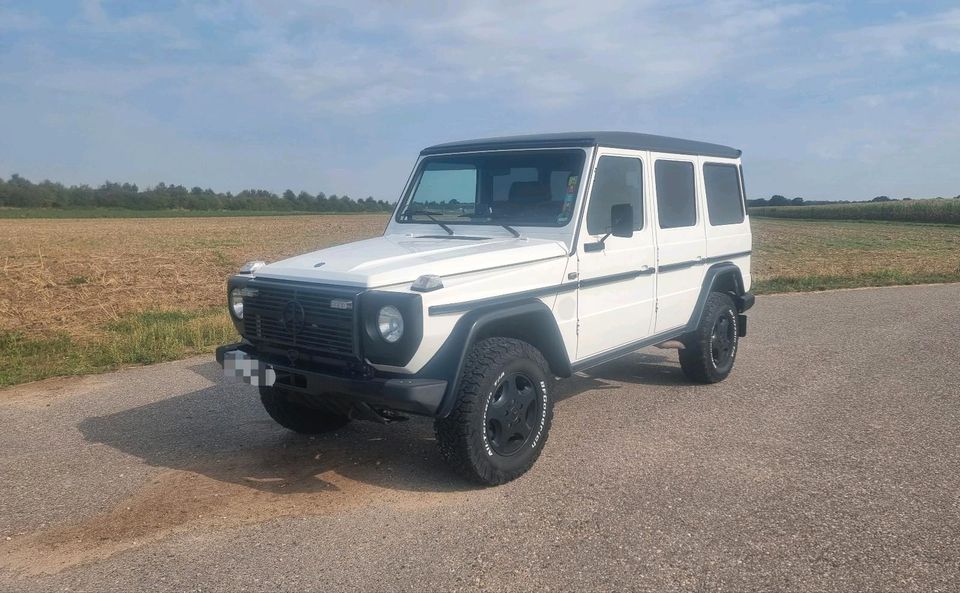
[654, 159, 698, 229]
[585, 155, 645, 236]
[703, 162, 746, 226]
[394, 148, 588, 229]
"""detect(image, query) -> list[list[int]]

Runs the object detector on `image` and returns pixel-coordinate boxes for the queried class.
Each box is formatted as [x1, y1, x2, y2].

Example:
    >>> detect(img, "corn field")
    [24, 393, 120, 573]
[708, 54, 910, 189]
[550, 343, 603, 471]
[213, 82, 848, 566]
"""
[749, 198, 960, 224]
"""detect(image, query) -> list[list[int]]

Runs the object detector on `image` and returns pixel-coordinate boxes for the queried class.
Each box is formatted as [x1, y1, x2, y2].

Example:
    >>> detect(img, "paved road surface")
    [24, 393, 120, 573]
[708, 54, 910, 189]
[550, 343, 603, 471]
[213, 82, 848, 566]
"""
[1, 284, 958, 592]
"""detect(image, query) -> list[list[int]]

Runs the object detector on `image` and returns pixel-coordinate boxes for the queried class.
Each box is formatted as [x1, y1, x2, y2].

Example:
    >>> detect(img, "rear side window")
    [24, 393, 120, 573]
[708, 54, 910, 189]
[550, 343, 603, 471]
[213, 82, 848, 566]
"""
[655, 160, 696, 228]
[586, 156, 643, 235]
[704, 163, 745, 225]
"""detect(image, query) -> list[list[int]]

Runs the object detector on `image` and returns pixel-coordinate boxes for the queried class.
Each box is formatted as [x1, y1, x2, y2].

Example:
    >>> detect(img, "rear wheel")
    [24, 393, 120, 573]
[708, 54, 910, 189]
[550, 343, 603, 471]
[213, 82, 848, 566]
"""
[679, 292, 739, 383]
[259, 385, 351, 434]
[434, 338, 554, 486]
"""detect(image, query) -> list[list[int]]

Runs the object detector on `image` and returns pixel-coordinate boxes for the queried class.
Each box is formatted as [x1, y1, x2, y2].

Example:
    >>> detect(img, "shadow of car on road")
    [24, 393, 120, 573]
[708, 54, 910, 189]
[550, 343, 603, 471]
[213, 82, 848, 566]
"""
[555, 350, 689, 402]
[79, 352, 687, 496]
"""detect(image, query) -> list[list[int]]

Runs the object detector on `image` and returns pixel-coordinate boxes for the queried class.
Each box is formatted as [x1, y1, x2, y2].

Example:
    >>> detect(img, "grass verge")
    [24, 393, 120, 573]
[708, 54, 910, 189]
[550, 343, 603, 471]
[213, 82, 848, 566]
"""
[0, 309, 237, 387]
[753, 269, 960, 294]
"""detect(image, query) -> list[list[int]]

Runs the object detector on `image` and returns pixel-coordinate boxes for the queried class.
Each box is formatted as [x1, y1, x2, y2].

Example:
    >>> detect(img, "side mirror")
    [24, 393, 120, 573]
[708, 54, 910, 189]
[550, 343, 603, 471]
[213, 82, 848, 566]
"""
[610, 203, 634, 238]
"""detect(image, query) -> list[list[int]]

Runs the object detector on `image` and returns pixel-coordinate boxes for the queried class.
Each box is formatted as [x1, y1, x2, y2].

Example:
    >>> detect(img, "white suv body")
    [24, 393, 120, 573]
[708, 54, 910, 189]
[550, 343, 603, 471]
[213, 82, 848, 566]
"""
[218, 132, 754, 484]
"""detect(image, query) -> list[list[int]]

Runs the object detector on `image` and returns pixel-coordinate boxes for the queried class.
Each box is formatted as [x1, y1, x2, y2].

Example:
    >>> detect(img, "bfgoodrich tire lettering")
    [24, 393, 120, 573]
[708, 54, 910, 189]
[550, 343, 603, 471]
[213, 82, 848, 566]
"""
[679, 291, 739, 383]
[259, 385, 351, 434]
[434, 337, 554, 486]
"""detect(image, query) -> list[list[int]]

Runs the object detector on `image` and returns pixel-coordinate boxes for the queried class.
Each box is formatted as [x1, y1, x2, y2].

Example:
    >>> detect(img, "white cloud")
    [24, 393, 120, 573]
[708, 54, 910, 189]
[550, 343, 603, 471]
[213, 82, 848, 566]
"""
[202, 0, 815, 112]
[3, 1, 960, 201]
[838, 8, 960, 57]
[76, 0, 197, 49]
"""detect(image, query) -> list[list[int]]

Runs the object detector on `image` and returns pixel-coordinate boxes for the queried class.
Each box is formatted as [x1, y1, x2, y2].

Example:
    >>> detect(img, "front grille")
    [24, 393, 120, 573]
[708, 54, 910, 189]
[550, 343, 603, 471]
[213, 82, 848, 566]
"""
[242, 280, 359, 359]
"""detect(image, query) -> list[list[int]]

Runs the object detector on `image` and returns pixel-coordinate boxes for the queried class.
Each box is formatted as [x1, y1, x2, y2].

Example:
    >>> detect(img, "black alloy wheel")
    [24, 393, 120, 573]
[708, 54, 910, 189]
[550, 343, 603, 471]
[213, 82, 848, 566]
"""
[434, 337, 555, 485]
[485, 372, 541, 456]
[679, 291, 739, 384]
[710, 312, 736, 369]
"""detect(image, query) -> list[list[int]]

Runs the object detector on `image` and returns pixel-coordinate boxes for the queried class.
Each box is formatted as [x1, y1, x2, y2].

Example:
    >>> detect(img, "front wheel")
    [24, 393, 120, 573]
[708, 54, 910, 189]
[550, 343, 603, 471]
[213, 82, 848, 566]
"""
[434, 338, 554, 486]
[679, 292, 740, 383]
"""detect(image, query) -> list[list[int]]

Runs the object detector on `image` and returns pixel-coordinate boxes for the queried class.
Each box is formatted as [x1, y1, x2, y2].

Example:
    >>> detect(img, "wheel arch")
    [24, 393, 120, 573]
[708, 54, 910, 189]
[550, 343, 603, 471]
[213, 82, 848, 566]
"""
[687, 262, 747, 331]
[420, 299, 571, 418]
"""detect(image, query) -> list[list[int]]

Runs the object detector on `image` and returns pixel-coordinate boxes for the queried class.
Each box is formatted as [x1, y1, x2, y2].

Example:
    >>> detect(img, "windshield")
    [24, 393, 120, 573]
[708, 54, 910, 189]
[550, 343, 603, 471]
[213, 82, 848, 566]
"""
[397, 149, 586, 228]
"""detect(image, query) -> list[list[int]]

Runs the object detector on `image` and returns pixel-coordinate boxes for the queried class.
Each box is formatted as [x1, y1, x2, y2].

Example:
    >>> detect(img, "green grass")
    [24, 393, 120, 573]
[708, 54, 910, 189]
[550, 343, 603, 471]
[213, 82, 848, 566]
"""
[749, 198, 960, 224]
[0, 309, 237, 387]
[0, 208, 385, 219]
[753, 269, 960, 294]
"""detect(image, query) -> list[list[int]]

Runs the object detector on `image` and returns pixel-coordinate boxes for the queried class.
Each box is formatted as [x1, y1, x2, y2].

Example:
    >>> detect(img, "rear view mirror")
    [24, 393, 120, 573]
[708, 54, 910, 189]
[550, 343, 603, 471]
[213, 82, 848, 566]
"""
[610, 203, 634, 238]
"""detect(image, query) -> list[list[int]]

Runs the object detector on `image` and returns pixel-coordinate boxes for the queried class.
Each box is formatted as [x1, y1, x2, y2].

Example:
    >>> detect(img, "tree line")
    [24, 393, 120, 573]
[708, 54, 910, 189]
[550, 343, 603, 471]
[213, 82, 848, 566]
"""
[748, 194, 959, 207]
[0, 174, 395, 212]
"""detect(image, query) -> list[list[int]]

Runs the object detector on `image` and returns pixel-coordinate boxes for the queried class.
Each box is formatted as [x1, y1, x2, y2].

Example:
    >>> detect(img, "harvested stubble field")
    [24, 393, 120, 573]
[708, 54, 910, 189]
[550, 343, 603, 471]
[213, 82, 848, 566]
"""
[2, 215, 959, 386]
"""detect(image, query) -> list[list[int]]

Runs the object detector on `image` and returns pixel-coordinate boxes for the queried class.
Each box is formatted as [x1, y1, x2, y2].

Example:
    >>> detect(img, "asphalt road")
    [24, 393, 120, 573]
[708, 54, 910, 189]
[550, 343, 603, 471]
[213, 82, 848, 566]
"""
[1, 284, 958, 592]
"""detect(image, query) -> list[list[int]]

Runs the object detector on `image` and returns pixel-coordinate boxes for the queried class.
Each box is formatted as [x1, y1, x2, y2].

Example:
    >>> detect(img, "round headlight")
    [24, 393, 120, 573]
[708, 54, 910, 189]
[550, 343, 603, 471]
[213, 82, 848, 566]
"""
[377, 305, 404, 343]
[229, 287, 244, 319]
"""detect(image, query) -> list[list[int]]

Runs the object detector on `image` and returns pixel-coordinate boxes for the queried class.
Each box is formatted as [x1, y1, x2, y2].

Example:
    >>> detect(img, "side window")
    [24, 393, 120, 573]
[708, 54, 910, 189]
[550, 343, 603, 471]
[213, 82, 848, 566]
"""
[703, 163, 745, 225]
[586, 156, 643, 235]
[655, 160, 696, 229]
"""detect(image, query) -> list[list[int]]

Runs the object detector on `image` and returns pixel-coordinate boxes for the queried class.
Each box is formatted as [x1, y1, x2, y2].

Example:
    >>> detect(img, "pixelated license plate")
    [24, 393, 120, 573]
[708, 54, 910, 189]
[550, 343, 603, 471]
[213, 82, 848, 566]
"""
[222, 349, 276, 387]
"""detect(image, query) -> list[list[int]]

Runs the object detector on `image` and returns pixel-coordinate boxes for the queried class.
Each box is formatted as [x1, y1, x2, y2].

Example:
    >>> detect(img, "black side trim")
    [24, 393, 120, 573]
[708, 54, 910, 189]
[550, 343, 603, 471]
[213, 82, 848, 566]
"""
[576, 268, 654, 289]
[429, 267, 655, 316]
[657, 250, 752, 273]
[429, 283, 577, 316]
[571, 327, 688, 373]
[658, 259, 700, 272]
[706, 250, 752, 263]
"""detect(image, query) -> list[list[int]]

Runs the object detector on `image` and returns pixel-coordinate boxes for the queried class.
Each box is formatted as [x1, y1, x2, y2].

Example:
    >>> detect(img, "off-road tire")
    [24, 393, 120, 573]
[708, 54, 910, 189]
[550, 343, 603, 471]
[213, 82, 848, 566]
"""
[259, 385, 351, 434]
[434, 338, 554, 486]
[679, 291, 739, 384]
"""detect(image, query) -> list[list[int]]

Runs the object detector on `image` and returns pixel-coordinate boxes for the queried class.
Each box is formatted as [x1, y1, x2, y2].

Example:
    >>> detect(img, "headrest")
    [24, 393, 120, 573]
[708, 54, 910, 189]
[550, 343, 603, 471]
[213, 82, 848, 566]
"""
[508, 181, 551, 204]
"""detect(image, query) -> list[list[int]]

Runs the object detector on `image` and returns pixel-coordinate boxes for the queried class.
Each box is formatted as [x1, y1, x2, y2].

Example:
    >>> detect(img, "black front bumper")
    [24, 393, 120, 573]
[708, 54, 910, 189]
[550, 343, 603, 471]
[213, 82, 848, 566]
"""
[216, 343, 447, 417]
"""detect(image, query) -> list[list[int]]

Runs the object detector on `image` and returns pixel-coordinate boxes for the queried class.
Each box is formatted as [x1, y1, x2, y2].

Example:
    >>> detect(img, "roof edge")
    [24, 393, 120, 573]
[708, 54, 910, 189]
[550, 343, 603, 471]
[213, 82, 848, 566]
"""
[420, 131, 741, 159]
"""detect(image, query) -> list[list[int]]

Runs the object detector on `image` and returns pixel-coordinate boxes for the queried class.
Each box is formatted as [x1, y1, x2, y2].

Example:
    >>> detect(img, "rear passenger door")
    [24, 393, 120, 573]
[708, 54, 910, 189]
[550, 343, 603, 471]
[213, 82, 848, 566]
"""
[651, 154, 706, 333]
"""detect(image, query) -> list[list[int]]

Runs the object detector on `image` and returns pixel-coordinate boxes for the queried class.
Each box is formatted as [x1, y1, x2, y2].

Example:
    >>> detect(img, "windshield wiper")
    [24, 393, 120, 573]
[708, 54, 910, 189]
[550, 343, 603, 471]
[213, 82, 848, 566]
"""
[457, 213, 521, 238]
[402, 210, 453, 235]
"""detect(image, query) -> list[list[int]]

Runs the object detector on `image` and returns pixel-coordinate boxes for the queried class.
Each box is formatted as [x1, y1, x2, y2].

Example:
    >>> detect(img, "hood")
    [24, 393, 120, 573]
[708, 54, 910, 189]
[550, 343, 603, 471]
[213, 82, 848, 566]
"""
[253, 233, 568, 288]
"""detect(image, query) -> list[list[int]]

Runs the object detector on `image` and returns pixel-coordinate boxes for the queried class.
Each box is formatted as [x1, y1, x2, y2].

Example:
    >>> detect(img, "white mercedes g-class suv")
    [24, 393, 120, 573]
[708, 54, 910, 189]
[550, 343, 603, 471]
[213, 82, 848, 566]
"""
[217, 132, 754, 485]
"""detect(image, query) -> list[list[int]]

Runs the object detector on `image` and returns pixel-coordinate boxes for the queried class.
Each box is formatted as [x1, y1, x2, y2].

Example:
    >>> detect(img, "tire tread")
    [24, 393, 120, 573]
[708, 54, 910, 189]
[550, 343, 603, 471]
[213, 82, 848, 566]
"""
[435, 337, 553, 485]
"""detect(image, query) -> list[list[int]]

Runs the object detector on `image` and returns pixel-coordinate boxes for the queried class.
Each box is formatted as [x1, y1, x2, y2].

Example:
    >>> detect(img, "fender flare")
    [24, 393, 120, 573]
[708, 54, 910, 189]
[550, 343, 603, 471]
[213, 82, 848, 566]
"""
[418, 299, 571, 418]
[686, 262, 750, 331]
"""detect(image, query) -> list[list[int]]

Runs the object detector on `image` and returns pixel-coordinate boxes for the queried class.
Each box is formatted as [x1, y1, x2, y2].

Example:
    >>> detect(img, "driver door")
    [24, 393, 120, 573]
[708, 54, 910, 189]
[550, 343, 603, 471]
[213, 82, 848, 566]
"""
[575, 150, 656, 361]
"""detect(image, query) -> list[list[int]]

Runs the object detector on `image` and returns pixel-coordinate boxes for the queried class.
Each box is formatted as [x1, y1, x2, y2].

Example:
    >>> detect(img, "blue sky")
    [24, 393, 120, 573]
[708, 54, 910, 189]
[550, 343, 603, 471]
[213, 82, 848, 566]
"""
[1, 0, 958, 202]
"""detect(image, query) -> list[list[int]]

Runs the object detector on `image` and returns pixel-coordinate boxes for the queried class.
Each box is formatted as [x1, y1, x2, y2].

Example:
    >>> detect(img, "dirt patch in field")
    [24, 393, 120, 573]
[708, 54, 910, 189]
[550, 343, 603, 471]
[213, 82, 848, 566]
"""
[0, 454, 462, 576]
[0, 374, 111, 406]
[0, 215, 388, 340]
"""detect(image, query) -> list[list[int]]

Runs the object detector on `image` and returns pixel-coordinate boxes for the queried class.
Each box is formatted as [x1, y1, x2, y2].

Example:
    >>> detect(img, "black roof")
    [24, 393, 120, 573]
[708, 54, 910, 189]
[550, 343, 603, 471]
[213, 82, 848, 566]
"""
[421, 131, 741, 159]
